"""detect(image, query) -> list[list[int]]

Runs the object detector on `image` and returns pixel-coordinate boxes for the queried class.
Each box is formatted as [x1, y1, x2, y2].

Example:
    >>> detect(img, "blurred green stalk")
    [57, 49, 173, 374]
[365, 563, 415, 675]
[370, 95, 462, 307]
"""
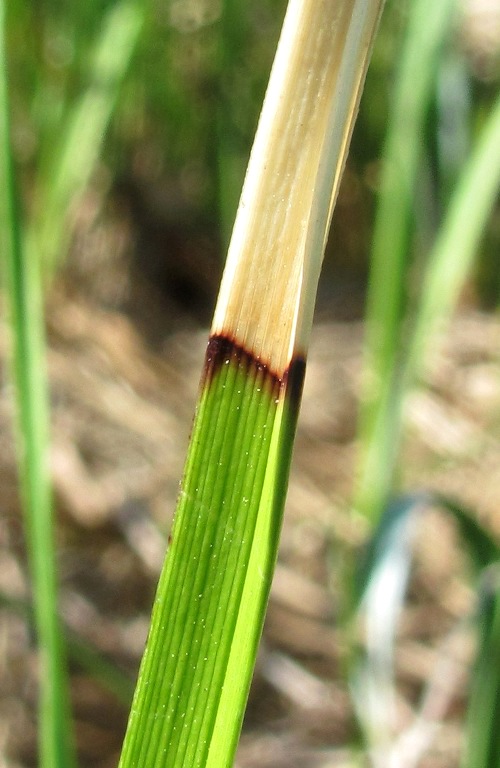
[356, 27, 500, 532]
[407, 89, 500, 378]
[0, 2, 75, 766]
[355, 0, 457, 525]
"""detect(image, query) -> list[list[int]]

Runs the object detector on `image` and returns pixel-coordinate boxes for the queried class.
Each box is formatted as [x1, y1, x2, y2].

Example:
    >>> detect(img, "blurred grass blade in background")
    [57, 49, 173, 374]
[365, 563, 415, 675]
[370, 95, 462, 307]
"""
[434, 495, 499, 574]
[354, 494, 422, 760]
[0, 2, 75, 765]
[355, 0, 457, 526]
[355, 80, 500, 536]
[407, 90, 500, 380]
[118, 1, 385, 766]
[462, 566, 500, 768]
[30, 0, 143, 276]
[355, 492, 499, 767]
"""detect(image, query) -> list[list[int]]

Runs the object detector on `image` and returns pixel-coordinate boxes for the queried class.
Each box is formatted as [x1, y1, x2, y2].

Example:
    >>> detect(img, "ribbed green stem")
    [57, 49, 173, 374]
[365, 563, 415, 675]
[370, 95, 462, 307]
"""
[119, 343, 304, 767]
[119, 2, 384, 764]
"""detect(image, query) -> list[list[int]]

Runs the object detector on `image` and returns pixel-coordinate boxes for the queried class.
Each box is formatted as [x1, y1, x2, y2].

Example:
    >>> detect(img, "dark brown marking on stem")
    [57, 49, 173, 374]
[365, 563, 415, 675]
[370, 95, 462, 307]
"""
[202, 333, 307, 410]
[202, 333, 281, 393]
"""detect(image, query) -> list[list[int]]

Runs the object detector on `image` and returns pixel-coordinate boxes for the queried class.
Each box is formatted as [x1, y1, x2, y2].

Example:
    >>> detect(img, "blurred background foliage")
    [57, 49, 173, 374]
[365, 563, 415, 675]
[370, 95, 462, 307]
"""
[1, 0, 500, 765]
[6, 0, 499, 319]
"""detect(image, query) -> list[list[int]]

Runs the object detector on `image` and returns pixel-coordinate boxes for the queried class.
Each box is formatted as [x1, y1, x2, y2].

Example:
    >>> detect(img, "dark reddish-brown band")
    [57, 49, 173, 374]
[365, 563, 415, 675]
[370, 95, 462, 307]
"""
[202, 333, 306, 414]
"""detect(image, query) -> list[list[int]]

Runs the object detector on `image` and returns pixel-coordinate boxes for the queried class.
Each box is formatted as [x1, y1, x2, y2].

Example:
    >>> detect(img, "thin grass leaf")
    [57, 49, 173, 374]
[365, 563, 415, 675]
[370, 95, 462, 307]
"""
[357, 492, 499, 601]
[118, 2, 385, 766]
[434, 494, 499, 573]
[30, 0, 143, 276]
[353, 494, 423, 759]
[407, 90, 500, 381]
[355, 491, 499, 765]
[354, 0, 458, 525]
[0, 3, 75, 765]
[356, 493, 422, 600]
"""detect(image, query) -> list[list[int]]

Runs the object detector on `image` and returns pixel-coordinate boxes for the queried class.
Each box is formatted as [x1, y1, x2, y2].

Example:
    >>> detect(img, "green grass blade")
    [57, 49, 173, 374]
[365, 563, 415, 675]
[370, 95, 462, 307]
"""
[31, 0, 143, 276]
[355, 0, 457, 525]
[434, 495, 499, 573]
[119, 344, 305, 768]
[355, 85, 500, 533]
[462, 567, 500, 768]
[407, 90, 500, 380]
[119, 2, 384, 765]
[0, 3, 75, 765]
[357, 493, 499, 602]
[355, 492, 499, 762]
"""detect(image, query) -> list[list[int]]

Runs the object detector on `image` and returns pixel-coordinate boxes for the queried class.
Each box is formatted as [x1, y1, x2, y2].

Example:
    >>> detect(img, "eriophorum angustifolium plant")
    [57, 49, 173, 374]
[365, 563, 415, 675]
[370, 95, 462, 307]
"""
[0, 0, 499, 766]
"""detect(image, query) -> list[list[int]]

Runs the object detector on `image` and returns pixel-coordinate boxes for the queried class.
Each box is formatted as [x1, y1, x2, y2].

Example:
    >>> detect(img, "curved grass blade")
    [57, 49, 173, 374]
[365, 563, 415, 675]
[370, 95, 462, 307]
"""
[434, 494, 499, 573]
[357, 492, 499, 602]
[118, 1, 385, 766]
[354, 494, 423, 758]
[354, 491, 499, 765]
[0, 3, 75, 765]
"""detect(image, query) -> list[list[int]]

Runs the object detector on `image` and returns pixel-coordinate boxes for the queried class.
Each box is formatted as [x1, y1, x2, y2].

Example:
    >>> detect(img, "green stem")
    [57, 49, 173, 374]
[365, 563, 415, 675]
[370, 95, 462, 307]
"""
[407, 90, 500, 380]
[0, 4, 75, 765]
[119, 343, 304, 767]
[355, 0, 458, 525]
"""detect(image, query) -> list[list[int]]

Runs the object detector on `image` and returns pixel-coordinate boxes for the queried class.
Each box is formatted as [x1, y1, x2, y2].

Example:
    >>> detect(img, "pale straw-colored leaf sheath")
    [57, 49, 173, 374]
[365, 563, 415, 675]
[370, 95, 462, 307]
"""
[118, 1, 384, 766]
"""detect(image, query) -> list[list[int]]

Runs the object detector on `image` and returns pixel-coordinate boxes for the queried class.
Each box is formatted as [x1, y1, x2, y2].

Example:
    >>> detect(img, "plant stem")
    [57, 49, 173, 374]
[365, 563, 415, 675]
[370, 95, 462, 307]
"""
[0, 3, 75, 765]
[119, 1, 385, 766]
[355, 0, 458, 526]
